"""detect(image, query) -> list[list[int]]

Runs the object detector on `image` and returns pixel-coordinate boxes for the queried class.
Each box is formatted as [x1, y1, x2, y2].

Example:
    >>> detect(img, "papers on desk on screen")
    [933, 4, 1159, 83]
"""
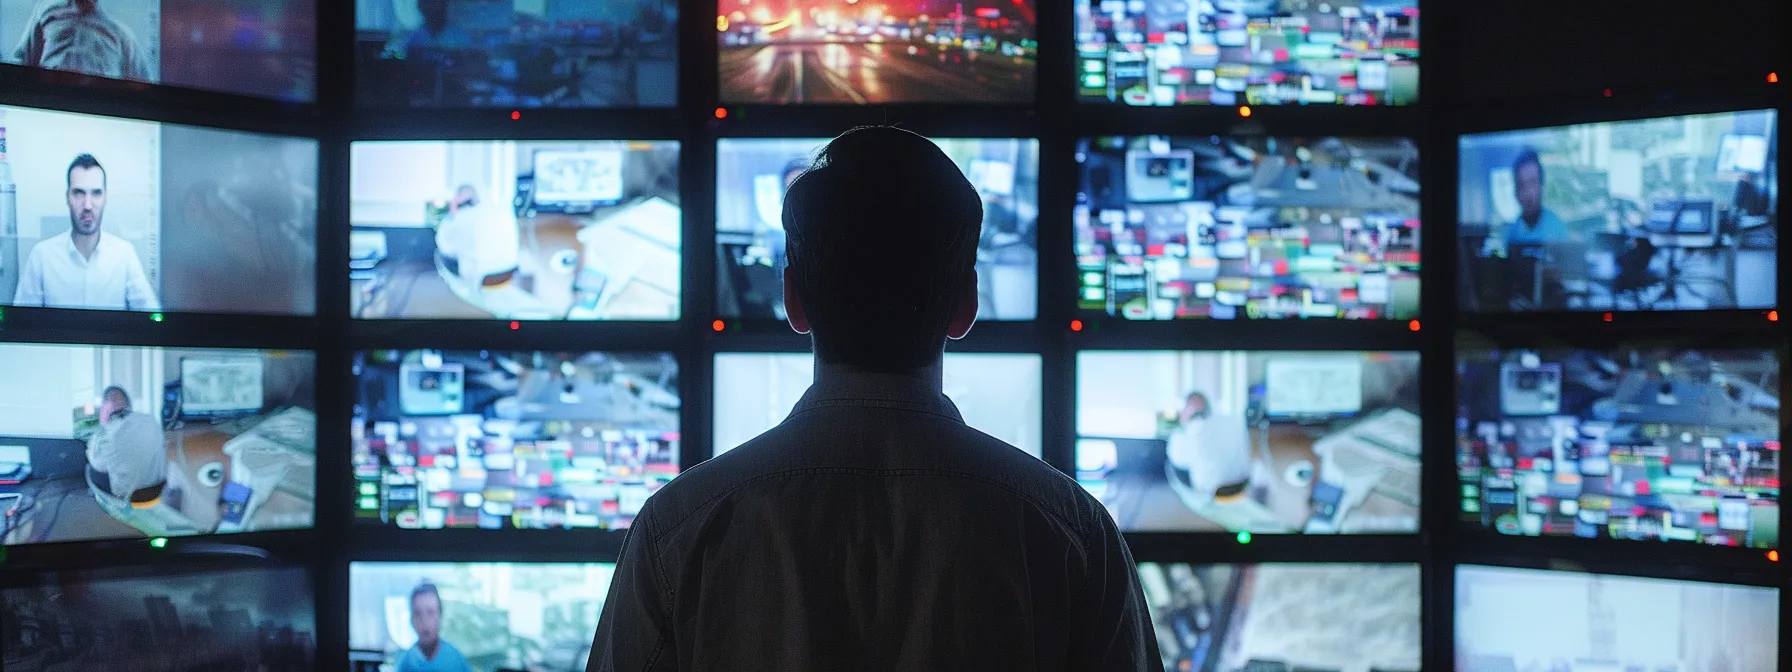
[1308, 408, 1422, 534]
[572, 197, 682, 319]
[217, 407, 316, 533]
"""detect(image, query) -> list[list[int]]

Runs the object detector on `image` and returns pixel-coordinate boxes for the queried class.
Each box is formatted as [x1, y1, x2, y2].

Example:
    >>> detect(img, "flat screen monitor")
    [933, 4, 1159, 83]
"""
[1456, 347, 1780, 548]
[352, 350, 679, 530]
[0, 0, 316, 102]
[2, 562, 316, 670]
[716, 137, 1039, 321]
[1075, 0, 1419, 106]
[348, 561, 613, 672]
[1457, 109, 1779, 314]
[348, 140, 680, 321]
[1076, 135, 1421, 320]
[712, 352, 1042, 458]
[1077, 350, 1421, 533]
[0, 342, 316, 546]
[1456, 565, 1779, 672]
[717, 0, 1037, 104]
[0, 104, 319, 316]
[354, 0, 676, 108]
[1139, 562, 1421, 672]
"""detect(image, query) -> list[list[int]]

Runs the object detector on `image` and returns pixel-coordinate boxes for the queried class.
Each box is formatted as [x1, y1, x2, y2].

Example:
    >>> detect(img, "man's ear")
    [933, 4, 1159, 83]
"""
[783, 273, 810, 335]
[946, 269, 978, 340]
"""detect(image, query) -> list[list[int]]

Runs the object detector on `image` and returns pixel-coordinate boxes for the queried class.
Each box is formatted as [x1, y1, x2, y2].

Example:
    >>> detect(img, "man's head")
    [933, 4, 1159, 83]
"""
[409, 582, 443, 648]
[781, 127, 983, 373]
[1512, 148, 1544, 224]
[99, 386, 130, 425]
[66, 154, 107, 237]
[1180, 392, 1211, 424]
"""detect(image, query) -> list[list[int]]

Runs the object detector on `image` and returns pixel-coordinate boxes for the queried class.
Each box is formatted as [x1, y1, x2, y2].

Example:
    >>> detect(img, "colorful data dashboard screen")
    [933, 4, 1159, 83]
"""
[713, 352, 1042, 458]
[349, 562, 613, 672]
[1076, 0, 1418, 106]
[0, 342, 317, 546]
[0, 104, 320, 316]
[352, 350, 679, 531]
[1076, 135, 1420, 320]
[1456, 565, 1779, 672]
[716, 137, 1039, 321]
[1, 0, 316, 102]
[1458, 109, 1779, 314]
[3, 563, 317, 671]
[348, 140, 681, 321]
[1140, 563, 1420, 672]
[718, 0, 1037, 104]
[354, 0, 676, 108]
[1078, 350, 1421, 533]
[1457, 347, 1781, 548]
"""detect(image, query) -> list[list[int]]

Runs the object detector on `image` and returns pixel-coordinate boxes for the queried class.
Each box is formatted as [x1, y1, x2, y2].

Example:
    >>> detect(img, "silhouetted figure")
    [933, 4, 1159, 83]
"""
[589, 127, 1161, 671]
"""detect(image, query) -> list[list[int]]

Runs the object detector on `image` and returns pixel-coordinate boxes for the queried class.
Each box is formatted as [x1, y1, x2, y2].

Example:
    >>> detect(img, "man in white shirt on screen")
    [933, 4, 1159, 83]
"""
[1165, 391, 1254, 503]
[13, 154, 160, 311]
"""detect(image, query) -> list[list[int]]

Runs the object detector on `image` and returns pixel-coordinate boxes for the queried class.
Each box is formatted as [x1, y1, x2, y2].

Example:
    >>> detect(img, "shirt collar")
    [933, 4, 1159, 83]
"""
[789, 367, 964, 423]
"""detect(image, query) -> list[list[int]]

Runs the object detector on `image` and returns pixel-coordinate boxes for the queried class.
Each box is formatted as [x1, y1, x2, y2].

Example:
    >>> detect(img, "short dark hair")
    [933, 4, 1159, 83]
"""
[102, 385, 130, 410]
[410, 582, 441, 610]
[67, 154, 105, 187]
[782, 127, 983, 373]
[1512, 147, 1543, 184]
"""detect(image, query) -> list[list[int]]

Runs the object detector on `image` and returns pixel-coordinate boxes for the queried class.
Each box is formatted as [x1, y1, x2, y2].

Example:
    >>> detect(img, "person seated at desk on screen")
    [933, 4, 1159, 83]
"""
[1165, 392, 1254, 504]
[434, 185, 521, 291]
[398, 583, 473, 672]
[87, 386, 168, 505]
[9, 0, 151, 81]
[13, 154, 161, 311]
[382, 0, 475, 58]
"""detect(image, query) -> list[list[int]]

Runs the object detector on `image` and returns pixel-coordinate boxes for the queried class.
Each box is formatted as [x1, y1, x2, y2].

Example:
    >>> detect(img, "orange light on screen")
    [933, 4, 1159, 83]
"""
[1769, 310, 1780, 322]
[715, 107, 729, 119]
[1070, 320, 1084, 332]
[1770, 550, 1780, 562]
[1407, 320, 1420, 332]
[712, 320, 726, 332]
[510, 110, 520, 120]
[509, 321, 520, 330]
[1238, 106, 1252, 118]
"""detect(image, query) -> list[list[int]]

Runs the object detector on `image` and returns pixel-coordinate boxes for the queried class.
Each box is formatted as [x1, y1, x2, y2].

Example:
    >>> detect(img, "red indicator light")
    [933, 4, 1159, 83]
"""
[1602, 88, 1612, 97]
[1769, 310, 1780, 322]
[1770, 72, 1779, 83]
[1602, 312, 1613, 322]
[509, 321, 520, 330]
[712, 320, 725, 332]
[1238, 106, 1252, 118]
[1407, 320, 1420, 332]
[715, 108, 728, 119]
[510, 110, 520, 120]
[1770, 550, 1780, 562]
[1070, 320, 1084, 332]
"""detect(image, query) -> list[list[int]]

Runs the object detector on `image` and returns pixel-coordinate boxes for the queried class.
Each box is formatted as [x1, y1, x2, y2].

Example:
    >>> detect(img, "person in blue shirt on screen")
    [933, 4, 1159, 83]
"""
[10, 0, 152, 81]
[1501, 148, 1572, 245]
[397, 583, 473, 672]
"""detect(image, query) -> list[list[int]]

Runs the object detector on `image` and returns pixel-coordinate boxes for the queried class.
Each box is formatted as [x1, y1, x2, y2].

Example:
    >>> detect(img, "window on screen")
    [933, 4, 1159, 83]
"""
[0, 105, 319, 316]
[0, 0, 317, 102]
[1076, 350, 1421, 534]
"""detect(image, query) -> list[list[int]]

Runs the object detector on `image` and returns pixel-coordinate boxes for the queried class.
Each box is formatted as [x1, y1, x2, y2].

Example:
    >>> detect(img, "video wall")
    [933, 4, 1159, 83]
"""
[0, 3, 1782, 671]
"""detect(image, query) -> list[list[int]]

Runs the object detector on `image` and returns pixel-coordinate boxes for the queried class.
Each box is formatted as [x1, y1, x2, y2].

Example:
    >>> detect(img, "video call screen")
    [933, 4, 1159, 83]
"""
[349, 561, 614, 672]
[1139, 563, 1421, 672]
[0, 342, 317, 546]
[713, 352, 1042, 458]
[1456, 565, 1778, 672]
[1076, 135, 1420, 320]
[1457, 347, 1781, 548]
[718, 0, 1037, 104]
[716, 137, 1039, 321]
[353, 350, 679, 531]
[348, 140, 680, 321]
[0, 0, 316, 102]
[1076, 0, 1418, 107]
[354, 0, 677, 108]
[1078, 350, 1421, 533]
[0, 104, 319, 316]
[3, 563, 317, 671]
[1458, 109, 1779, 314]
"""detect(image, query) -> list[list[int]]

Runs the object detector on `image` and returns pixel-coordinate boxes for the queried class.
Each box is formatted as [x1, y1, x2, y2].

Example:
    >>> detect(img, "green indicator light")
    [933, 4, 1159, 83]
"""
[1236, 531, 1252, 545]
[150, 537, 168, 549]
[150, 313, 164, 323]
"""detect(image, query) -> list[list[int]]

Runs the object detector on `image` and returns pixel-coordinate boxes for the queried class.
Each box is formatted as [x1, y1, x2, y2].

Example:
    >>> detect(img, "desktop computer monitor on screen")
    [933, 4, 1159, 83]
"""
[1077, 350, 1422, 534]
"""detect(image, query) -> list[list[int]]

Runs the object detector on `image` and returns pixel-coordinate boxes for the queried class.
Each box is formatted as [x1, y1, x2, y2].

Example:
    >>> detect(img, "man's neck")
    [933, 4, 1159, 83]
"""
[813, 359, 944, 393]
[71, 230, 99, 259]
[419, 640, 440, 660]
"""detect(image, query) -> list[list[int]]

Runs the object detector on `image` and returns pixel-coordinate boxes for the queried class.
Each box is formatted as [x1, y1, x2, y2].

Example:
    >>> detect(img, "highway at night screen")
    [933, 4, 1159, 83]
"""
[718, 0, 1039, 104]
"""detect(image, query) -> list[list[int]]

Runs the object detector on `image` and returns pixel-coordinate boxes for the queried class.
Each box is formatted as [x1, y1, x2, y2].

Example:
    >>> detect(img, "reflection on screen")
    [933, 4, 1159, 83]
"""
[718, 0, 1036, 104]
[0, 342, 317, 546]
[716, 137, 1039, 320]
[1456, 348, 1781, 548]
[1076, 0, 1418, 106]
[348, 140, 680, 321]
[1076, 135, 1420, 320]
[2, 563, 317, 671]
[0, 0, 317, 101]
[1456, 565, 1778, 672]
[1457, 109, 1779, 314]
[1140, 563, 1420, 672]
[354, 0, 676, 108]
[0, 105, 319, 316]
[349, 562, 612, 672]
[1077, 350, 1421, 533]
[353, 350, 679, 530]
[712, 352, 1042, 457]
